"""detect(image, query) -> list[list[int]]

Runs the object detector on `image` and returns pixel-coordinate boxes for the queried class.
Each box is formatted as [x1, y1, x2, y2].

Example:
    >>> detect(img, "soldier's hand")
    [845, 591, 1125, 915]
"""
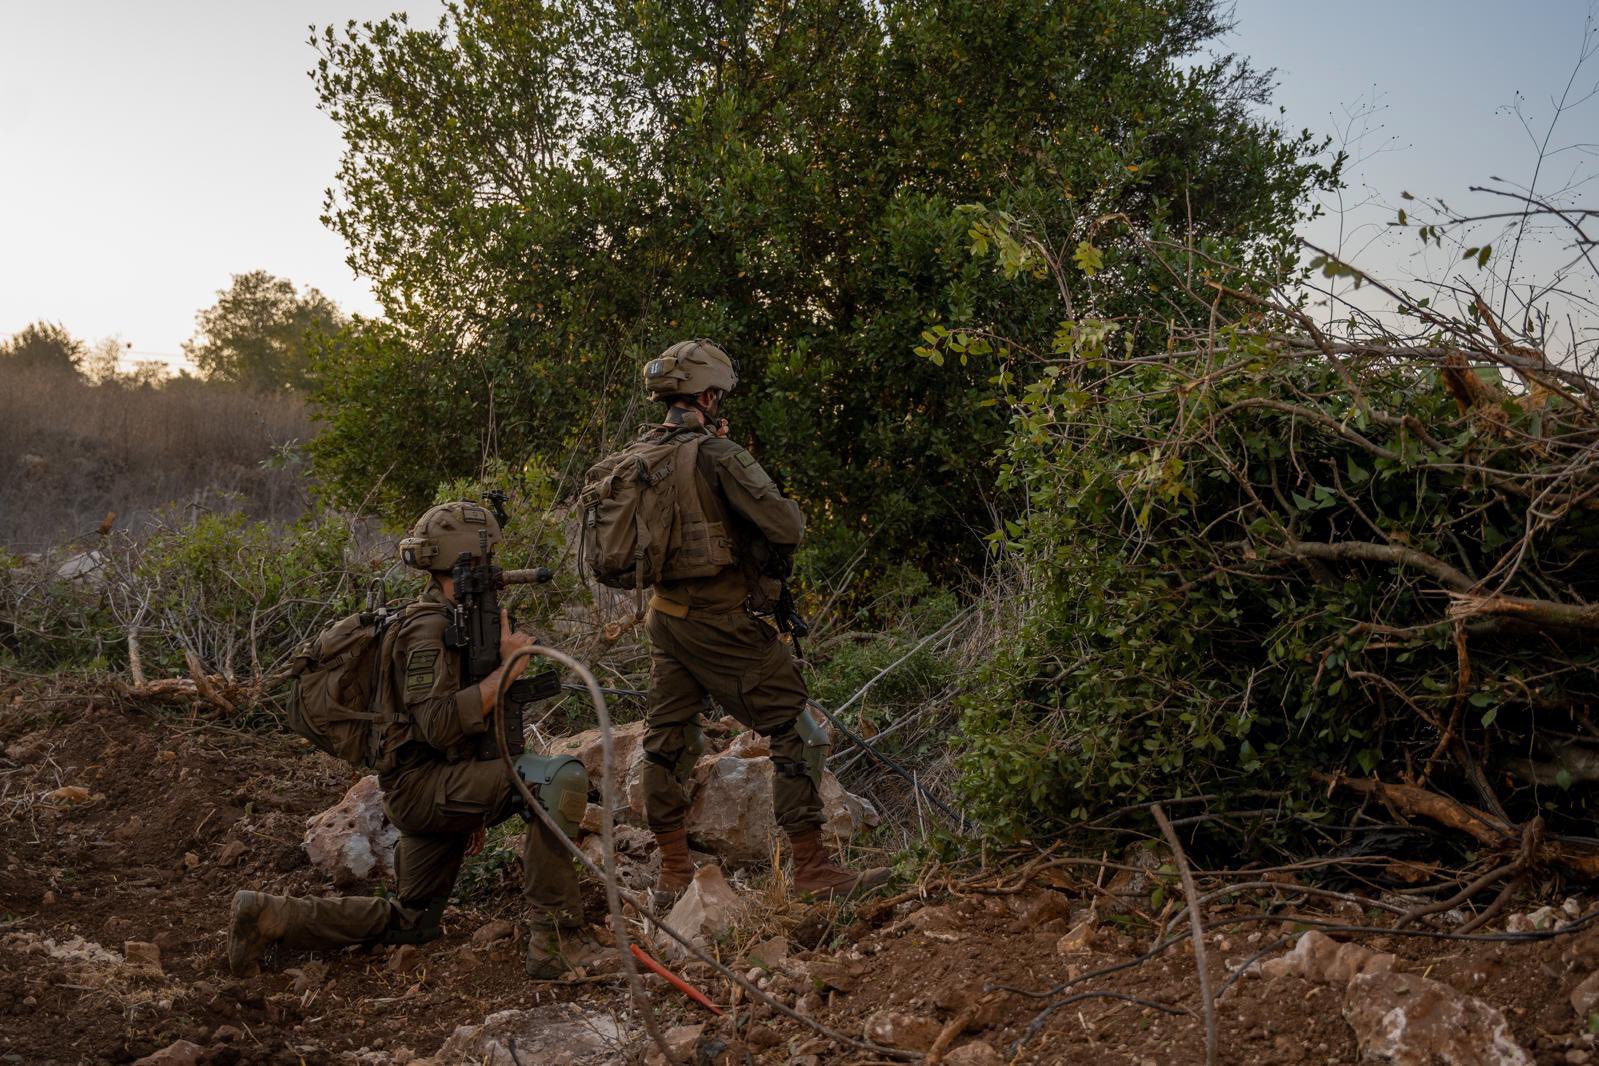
[712, 417, 729, 438]
[500, 608, 536, 683]
[464, 828, 485, 857]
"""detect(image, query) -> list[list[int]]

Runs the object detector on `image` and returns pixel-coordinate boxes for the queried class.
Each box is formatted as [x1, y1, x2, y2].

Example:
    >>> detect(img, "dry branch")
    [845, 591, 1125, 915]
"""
[1319, 775, 1599, 879]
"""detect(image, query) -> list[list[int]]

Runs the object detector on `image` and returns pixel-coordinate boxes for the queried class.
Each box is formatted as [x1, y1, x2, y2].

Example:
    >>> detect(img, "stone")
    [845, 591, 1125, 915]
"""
[1056, 917, 1097, 955]
[133, 1040, 205, 1065]
[550, 721, 648, 821]
[1260, 930, 1393, 986]
[687, 754, 780, 860]
[806, 957, 866, 994]
[303, 776, 399, 886]
[1572, 971, 1599, 1020]
[386, 945, 424, 974]
[211, 1026, 243, 1043]
[471, 921, 517, 949]
[862, 1010, 942, 1052]
[430, 1004, 625, 1065]
[644, 1025, 704, 1066]
[218, 839, 247, 867]
[123, 941, 162, 976]
[1343, 970, 1532, 1066]
[660, 866, 745, 957]
[745, 936, 788, 970]
[944, 1042, 1006, 1066]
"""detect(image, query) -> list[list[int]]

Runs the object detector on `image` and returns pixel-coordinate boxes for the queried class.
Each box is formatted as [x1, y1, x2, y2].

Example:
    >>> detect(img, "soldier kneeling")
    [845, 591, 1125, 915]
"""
[228, 501, 601, 979]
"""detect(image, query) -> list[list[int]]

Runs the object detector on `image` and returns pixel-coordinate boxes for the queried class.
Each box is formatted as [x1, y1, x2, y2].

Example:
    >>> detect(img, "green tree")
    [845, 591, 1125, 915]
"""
[2, 321, 85, 374]
[184, 271, 344, 392]
[310, 0, 1332, 570]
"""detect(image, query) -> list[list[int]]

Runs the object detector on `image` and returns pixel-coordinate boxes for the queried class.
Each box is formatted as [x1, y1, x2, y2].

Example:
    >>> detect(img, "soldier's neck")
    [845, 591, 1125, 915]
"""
[665, 404, 707, 428]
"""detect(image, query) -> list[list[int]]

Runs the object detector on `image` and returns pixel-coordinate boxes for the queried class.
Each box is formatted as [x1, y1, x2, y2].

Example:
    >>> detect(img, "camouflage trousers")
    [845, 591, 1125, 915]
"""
[243, 757, 581, 952]
[642, 605, 822, 835]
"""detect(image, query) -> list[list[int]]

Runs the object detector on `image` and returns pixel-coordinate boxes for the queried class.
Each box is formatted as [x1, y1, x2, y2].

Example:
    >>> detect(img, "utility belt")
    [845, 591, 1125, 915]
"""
[649, 593, 777, 631]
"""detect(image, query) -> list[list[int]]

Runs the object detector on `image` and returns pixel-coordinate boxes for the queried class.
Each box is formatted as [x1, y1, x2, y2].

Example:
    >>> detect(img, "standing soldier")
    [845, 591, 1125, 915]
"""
[633, 339, 889, 904]
[228, 502, 602, 979]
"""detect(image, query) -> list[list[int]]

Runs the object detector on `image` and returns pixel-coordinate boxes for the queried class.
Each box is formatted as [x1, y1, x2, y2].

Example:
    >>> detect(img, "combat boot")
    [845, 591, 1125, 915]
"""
[787, 830, 891, 901]
[650, 827, 694, 910]
[525, 921, 612, 979]
[227, 890, 291, 976]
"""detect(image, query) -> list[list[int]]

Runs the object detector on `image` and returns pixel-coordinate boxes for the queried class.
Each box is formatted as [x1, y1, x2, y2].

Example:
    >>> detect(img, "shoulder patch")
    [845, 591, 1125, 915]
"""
[736, 450, 758, 468]
[404, 648, 439, 696]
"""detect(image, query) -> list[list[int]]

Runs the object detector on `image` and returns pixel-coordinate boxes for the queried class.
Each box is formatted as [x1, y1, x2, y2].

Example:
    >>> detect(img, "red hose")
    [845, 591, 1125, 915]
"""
[630, 943, 725, 1016]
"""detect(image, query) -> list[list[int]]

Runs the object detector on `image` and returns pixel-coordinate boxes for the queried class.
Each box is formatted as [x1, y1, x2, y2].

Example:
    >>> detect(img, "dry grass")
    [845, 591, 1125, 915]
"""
[0, 366, 313, 551]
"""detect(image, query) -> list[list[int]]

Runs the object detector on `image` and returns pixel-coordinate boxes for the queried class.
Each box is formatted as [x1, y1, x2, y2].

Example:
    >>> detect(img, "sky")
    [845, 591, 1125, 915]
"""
[1, 1, 1594, 372]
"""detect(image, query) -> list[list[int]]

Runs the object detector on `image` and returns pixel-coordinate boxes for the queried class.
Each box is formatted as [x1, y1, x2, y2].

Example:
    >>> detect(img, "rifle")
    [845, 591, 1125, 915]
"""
[774, 579, 810, 661]
[443, 493, 561, 760]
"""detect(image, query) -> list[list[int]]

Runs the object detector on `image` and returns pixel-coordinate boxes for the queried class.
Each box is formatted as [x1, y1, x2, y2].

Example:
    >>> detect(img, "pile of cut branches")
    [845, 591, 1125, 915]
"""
[945, 215, 1599, 879]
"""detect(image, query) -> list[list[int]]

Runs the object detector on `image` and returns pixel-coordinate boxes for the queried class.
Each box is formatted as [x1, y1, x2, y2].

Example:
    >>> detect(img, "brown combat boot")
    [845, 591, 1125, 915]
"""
[228, 890, 289, 976]
[651, 827, 695, 909]
[787, 830, 891, 901]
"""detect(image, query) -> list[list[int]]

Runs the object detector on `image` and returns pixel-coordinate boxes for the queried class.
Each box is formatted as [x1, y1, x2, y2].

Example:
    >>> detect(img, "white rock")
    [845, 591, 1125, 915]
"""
[1344, 970, 1532, 1065]
[303, 775, 398, 886]
[659, 865, 745, 958]
[1572, 971, 1599, 1020]
[429, 1005, 625, 1066]
[686, 754, 779, 860]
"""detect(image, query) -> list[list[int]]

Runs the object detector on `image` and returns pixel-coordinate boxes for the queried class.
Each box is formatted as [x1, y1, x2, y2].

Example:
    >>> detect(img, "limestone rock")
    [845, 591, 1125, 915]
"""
[550, 721, 647, 821]
[1343, 970, 1532, 1066]
[133, 1040, 205, 1065]
[1056, 917, 1097, 955]
[644, 1025, 704, 1066]
[819, 770, 879, 846]
[1260, 930, 1394, 986]
[862, 1010, 942, 1051]
[1571, 970, 1599, 1020]
[471, 921, 517, 949]
[660, 866, 745, 958]
[686, 752, 875, 861]
[687, 754, 779, 860]
[303, 775, 398, 886]
[429, 1004, 625, 1066]
[944, 1042, 1006, 1066]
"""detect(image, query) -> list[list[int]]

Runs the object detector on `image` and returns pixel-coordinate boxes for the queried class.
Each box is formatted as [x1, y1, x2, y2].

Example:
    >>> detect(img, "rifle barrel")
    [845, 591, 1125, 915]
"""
[501, 567, 554, 585]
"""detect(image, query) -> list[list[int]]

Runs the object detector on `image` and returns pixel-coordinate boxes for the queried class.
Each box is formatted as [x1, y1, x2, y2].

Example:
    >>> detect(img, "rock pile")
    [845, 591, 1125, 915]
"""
[303, 718, 880, 882]
[1260, 930, 1532, 1066]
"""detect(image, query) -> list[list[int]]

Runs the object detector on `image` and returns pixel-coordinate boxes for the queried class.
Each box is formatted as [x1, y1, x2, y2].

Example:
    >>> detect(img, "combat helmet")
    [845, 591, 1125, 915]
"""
[399, 501, 500, 572]
[643, 339, 738, 401]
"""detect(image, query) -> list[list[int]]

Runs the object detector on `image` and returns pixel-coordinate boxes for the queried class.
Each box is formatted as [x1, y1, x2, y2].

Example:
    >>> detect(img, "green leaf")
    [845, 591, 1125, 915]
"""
[1557, 769, 1574, 791]
[1073, 241, 1104, 277]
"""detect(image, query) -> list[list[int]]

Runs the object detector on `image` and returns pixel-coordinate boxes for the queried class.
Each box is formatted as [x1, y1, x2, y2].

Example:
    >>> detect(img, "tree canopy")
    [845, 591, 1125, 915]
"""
[184, 271, 344, 392]
[309, 0, 1332, 570]
[2, 321, 86, 374]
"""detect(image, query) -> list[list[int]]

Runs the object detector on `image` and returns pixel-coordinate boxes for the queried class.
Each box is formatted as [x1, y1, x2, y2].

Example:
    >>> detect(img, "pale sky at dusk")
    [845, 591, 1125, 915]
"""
[1, 1, 1594, 370]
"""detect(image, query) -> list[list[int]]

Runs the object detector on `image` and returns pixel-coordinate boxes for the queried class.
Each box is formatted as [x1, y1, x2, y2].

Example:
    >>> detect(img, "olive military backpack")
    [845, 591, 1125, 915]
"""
[285, 604, 433, 768]
[578, 430, 733, 601]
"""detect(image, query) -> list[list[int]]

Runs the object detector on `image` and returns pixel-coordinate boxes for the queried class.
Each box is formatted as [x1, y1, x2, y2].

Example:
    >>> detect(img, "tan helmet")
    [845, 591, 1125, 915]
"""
[643, 339, 739, 400]
[399, 501, 500, 572]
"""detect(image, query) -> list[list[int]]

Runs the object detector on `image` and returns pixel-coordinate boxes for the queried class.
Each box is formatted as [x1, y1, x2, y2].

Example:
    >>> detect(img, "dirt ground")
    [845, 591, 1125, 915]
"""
[3, 697, 1597, 1065]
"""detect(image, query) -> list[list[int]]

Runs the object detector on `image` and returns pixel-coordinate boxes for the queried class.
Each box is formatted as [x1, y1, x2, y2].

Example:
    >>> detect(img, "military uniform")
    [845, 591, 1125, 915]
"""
[639, 412, 821, 835]
[228, 585, 582, 972]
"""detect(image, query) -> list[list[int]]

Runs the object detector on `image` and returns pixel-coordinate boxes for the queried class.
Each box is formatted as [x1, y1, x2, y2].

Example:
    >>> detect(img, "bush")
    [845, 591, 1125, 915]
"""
[941, 226, 1599, 851]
